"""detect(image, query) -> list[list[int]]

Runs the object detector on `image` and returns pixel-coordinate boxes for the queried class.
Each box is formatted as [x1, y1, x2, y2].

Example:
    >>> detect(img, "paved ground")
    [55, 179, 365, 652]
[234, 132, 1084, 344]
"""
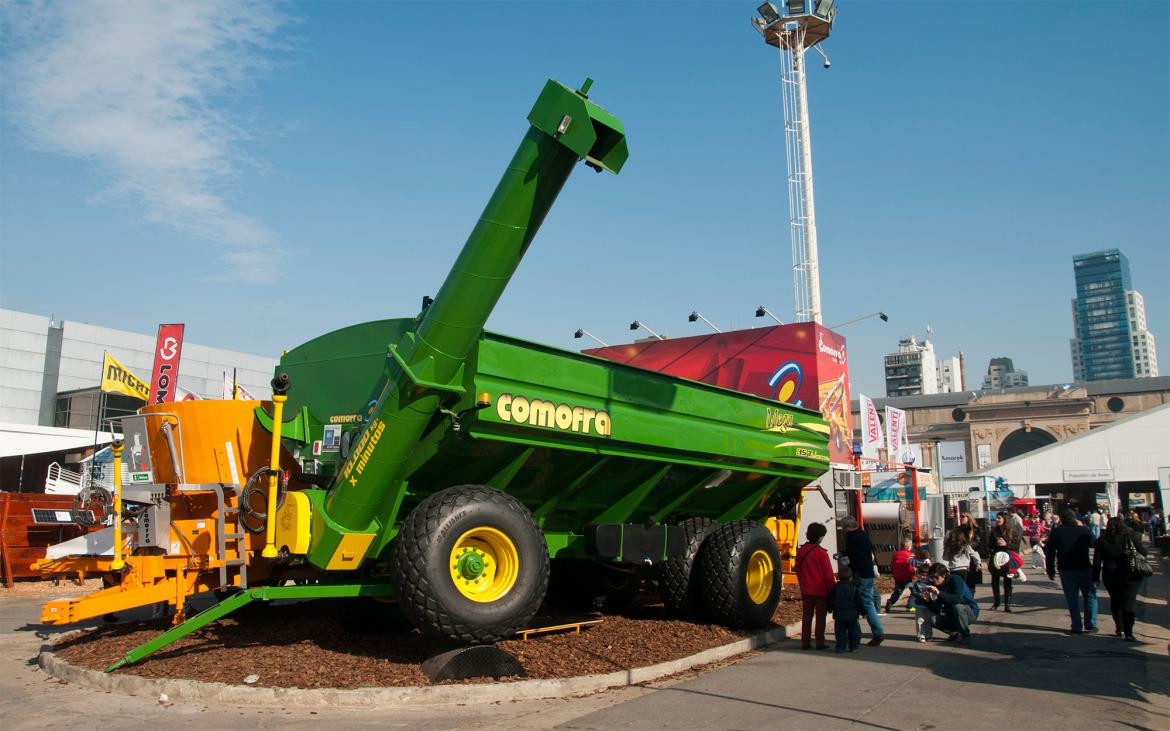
[2, 560, 1167, 730]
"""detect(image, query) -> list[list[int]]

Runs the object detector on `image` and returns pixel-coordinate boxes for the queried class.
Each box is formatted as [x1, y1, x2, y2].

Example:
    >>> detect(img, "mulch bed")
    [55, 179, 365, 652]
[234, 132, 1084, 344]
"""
[1, 577, 104, 596]
[52, 586, 806, 688]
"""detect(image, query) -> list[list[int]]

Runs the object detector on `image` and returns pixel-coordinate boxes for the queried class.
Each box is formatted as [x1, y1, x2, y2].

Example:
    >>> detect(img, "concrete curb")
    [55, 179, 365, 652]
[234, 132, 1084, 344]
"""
[38, 619, 811, 708]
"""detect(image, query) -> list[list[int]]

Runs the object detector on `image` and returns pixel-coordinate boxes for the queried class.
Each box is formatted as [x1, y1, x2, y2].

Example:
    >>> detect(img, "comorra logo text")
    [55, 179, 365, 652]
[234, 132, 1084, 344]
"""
[496, 394, 611, 436]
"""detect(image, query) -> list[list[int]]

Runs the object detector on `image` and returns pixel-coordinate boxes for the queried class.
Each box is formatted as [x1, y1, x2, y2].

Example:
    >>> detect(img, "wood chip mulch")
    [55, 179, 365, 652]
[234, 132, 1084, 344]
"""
[52, 586, 807, 689]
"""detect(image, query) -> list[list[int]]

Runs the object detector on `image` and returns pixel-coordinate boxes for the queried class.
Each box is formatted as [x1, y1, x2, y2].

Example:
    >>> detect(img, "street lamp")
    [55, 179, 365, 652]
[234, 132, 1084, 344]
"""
[827, 311, 888, 330]
[688, 311, 723, 333]
[629, 320, 665, 340]
[573, 328, 609, 347]
[754, 305, 785, 325]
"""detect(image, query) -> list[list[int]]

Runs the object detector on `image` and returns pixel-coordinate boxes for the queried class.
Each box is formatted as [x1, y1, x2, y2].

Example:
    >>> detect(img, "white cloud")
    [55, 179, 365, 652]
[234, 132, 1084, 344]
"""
[1, 0, 290, 280]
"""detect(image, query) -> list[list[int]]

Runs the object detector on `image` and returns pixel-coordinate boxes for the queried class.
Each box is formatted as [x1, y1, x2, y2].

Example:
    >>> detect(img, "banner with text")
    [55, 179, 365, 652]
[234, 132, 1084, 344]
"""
[885, 405, 909, 463]
[100, 351, 150, 401]
[148, 324, 185, 404]
[938, 440, 969, 477]
[859, 394, 883, 460]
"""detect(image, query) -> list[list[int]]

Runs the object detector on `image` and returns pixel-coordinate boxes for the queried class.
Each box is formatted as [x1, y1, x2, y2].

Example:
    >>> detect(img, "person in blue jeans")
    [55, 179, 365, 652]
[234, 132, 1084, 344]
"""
[840, 516, 885, 645]
[828, 565, 867, 652]
[1045, 508, 1098, 634]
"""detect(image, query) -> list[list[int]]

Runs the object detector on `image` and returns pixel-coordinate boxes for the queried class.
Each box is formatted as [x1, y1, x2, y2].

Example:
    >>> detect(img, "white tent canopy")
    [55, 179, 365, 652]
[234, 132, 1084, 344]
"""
[962, 403, 1170, 489]
[0, 422, 119, 459]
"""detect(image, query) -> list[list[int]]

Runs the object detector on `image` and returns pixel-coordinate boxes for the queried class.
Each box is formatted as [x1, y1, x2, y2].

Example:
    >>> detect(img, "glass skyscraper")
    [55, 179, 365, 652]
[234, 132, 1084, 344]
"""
[1070, 249, 1134, 381]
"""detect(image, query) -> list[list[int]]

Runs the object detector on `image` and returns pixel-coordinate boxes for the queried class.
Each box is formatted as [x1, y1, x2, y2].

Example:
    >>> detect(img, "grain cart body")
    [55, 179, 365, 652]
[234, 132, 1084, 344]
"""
[36, 79, 830, 669]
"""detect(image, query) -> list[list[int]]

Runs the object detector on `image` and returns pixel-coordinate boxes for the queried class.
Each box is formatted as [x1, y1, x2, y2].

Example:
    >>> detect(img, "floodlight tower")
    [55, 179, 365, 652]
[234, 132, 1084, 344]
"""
[752, 1, 837, 325]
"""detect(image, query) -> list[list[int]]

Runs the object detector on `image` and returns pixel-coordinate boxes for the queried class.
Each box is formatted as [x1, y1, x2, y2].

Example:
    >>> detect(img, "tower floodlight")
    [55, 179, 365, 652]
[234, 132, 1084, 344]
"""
[751, 1, 837, 325]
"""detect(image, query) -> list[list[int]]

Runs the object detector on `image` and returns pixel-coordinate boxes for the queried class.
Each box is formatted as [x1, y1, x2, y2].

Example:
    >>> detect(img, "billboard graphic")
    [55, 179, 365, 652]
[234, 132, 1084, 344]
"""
[584, 323, 853, 465]
[148, 324, 185, 404]
[938, 440, 968, 477]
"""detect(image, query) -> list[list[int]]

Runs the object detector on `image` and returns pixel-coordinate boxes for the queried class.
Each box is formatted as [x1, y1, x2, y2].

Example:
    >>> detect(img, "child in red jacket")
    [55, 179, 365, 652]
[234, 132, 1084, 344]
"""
[884, 537, 915, 613]
[795, 522, 835, 650]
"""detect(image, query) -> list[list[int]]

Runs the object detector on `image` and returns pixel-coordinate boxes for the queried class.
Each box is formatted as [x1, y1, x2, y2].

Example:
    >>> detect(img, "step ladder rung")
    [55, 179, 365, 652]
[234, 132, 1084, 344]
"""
[224, 532, 245, 540]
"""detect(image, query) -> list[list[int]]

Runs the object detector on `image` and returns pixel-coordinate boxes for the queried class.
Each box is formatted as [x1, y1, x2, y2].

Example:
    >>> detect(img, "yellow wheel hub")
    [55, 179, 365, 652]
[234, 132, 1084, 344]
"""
[449, 526, 520, 603]
[745, 549, 774, 605]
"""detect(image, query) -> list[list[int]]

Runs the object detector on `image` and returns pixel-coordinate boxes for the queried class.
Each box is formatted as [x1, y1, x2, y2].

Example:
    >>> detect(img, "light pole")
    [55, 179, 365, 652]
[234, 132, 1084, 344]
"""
[827, 311, 889, 330]
[688, 311, 723, 333]
[752, 0, 837, 325]
[573, 328, 609, 347]
[629, 320, 666, 341]
[755, 305, 785, 325]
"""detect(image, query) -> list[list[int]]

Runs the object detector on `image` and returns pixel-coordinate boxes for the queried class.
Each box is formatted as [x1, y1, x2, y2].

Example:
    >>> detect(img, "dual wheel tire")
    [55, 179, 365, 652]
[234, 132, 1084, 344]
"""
[660, 519, 783, 629]
[393, 484, 549, 644]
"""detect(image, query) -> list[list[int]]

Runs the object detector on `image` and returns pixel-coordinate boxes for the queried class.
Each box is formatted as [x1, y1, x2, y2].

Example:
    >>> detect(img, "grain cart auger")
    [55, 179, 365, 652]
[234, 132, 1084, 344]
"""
[36, 78, 832, 671]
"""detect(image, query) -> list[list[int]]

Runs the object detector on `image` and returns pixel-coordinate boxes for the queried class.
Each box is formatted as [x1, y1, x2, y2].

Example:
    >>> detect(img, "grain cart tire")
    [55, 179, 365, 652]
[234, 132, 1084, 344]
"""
[698, 520, 782, 629]
[393, 484, 550, 644]
[659, 517, 717, 616]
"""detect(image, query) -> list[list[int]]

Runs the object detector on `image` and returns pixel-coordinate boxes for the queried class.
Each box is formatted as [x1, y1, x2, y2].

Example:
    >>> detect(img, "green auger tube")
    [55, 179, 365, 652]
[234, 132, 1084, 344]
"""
[315, 80, 627, 562]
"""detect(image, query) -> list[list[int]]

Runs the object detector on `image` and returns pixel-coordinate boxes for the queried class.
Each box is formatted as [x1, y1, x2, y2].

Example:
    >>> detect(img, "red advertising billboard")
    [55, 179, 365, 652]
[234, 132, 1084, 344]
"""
[148, 324, 185, 404]
[584, 323, 853, 465]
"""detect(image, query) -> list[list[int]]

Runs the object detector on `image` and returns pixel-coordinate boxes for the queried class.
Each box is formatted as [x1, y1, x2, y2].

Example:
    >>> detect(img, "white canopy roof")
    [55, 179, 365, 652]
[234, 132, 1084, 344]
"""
[0, 422, 119, 459]
[963, 403, 1170, 487]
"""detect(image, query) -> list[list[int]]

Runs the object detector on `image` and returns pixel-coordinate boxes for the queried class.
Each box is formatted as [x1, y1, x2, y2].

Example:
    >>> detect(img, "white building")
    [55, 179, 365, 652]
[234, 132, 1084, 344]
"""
[938, 355, 964, 393]
[1127, 291, 1159, 377]
[884, 332, 964, 397]
[0, 308, 276, 428]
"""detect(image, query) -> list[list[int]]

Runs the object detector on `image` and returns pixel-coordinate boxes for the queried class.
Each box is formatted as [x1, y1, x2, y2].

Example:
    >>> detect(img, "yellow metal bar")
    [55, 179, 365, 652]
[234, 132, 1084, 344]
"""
[518, 619, 603, 640]
[110, 440, 125, 570]
[262, 394, 287, 558]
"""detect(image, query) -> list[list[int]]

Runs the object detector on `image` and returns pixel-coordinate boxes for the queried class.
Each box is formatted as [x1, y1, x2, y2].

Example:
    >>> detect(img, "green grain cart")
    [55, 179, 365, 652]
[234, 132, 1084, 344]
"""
[45, 79, 830, 670]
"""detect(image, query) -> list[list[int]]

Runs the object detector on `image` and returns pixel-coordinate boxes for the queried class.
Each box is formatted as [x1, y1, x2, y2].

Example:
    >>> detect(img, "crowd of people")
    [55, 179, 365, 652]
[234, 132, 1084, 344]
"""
[793, 504, 1157, 653]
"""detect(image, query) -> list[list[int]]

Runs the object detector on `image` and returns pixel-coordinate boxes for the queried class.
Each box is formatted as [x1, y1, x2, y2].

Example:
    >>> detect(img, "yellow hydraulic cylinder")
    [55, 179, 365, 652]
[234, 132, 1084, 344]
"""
[261, 393, 287, 558]
[110, 440, 125, 570]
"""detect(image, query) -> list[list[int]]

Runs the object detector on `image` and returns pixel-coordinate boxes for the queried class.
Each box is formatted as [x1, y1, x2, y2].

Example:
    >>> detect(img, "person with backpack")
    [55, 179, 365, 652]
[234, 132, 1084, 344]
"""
[1093, 516, 1149, 641]
[795, 522, 835, 650]
[884, 536, 915, 614]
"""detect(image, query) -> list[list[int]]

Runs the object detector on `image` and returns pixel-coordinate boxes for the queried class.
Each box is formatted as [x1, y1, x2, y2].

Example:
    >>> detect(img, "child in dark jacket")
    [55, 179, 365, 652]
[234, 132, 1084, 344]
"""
[828, 566, 867, 652]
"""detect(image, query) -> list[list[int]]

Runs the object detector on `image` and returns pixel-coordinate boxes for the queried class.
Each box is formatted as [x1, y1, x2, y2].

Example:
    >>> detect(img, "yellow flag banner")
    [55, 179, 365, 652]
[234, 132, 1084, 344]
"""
[100, 351, 150, 401]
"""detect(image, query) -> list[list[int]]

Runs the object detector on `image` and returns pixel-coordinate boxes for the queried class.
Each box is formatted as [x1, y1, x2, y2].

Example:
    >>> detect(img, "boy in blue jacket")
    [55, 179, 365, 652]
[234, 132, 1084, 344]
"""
[828, 565, 868, 653]
[921, 563, 980, 645]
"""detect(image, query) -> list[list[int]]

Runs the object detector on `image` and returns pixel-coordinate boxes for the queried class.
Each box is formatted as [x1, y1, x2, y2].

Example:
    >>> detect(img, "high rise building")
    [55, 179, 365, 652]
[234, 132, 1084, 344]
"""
[1127, 291, 1159, 377]
[982, 357, 1029, 390]
[938, 355, 964, 393]
[884, 332, 963, 397]
[1069, 249, 1158, 381]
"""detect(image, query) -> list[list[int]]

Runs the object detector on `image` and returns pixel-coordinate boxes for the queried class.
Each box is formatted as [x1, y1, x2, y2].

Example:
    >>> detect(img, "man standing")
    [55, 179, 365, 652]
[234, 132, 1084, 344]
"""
[839, 516, 884, 646]
[921, 563, 979, 645]
[1045, 508, 1098, 634]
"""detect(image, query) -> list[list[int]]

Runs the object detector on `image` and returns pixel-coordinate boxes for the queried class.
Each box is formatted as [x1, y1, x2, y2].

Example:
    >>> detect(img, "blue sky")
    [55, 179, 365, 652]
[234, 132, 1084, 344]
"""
[2, 1, 1167, 397]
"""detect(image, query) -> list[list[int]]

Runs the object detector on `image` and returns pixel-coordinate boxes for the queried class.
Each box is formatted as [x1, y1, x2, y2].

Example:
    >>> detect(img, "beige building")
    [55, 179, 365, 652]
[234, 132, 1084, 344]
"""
[852, 376, 1170, 475]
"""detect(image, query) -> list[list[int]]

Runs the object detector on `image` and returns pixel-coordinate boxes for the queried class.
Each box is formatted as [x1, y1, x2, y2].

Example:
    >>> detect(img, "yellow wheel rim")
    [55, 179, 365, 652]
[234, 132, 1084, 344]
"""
[448, 526, 520, 603]
[745, 549, 774, 605]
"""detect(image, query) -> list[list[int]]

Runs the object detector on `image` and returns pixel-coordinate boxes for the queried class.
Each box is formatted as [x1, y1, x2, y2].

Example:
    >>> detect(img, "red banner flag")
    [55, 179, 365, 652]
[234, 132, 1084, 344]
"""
[148, 324, 185, 404]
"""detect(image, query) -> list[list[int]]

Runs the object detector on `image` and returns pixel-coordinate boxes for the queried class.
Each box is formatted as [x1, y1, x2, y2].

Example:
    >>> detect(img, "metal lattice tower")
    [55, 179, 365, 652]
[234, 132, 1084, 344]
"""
[754, 2, 837, 325]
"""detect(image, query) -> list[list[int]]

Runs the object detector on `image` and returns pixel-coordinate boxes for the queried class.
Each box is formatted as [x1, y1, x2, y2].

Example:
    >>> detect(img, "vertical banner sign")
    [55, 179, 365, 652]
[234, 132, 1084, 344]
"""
[885, 406, 908, 463]
[148, 324, 185, 404]
[859, 394, 883, 459]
